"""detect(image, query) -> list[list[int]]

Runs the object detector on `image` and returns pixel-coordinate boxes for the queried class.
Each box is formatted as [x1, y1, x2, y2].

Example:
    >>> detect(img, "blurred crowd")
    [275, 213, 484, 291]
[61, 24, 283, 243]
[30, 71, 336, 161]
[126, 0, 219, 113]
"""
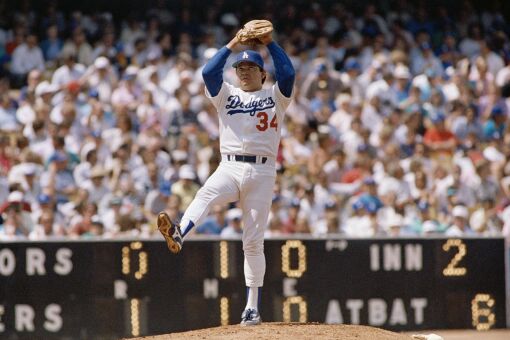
[1, 0, 510, 241]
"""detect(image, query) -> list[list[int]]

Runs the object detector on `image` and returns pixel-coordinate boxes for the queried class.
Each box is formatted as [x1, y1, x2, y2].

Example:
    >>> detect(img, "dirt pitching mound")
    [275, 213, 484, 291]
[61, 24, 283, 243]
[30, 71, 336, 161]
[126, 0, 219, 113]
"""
[130, 322, 413, 340]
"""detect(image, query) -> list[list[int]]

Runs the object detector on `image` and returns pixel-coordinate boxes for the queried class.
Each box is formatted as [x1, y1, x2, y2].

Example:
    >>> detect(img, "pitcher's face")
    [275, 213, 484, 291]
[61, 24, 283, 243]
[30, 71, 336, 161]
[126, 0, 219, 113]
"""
[236, 62, 264, 92]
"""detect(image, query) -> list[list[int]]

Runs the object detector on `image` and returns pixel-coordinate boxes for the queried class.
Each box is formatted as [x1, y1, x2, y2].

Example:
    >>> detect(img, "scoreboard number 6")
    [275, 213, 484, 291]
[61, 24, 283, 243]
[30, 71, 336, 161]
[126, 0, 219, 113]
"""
[471, 294, 496, 330]
[441, 239, 467, 276]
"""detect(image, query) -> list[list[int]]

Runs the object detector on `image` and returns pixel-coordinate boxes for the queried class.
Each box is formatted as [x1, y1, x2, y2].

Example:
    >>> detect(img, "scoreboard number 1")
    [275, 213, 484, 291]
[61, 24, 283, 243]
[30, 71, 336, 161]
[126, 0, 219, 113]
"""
[121, 242, 148, 337]
[219, 241, 230, 326]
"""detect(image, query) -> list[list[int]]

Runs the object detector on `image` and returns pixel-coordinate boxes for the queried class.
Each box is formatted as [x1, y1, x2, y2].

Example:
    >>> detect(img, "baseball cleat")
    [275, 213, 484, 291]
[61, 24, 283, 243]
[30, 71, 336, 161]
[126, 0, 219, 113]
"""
[240, 308, 261, 326]
[157, 212, 183, 254]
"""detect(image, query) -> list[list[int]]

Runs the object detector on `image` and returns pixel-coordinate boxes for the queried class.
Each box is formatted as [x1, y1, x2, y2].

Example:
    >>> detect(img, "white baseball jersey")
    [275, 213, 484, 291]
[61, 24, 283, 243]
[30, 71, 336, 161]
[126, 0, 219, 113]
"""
[205, 82, 292, 158]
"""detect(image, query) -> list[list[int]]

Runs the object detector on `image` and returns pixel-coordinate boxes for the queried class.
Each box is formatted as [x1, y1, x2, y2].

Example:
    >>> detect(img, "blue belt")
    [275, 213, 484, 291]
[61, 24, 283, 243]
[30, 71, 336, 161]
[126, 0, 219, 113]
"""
[226, 155, 267, 164]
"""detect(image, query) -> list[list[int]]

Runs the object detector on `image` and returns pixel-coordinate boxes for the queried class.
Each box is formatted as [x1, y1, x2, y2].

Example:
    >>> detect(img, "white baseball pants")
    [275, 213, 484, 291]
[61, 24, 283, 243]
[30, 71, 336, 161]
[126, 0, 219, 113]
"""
[180, 159, 276, 287]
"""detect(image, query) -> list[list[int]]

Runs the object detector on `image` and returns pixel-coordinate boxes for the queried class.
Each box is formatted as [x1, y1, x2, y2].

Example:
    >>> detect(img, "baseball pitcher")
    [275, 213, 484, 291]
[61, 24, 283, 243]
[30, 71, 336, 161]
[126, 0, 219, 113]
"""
[157, 21, 295, 326]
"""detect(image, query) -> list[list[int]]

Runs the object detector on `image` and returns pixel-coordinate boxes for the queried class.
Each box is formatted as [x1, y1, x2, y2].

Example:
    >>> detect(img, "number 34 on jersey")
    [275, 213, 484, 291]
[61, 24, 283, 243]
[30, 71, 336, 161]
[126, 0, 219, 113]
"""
[256, 111, 278, 132]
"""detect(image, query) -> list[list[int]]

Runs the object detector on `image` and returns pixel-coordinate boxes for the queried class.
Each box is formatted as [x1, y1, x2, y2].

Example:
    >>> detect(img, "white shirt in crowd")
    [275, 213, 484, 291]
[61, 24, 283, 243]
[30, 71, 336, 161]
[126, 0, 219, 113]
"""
[52, 63, 87, 88]
[11, 43, 45, 74]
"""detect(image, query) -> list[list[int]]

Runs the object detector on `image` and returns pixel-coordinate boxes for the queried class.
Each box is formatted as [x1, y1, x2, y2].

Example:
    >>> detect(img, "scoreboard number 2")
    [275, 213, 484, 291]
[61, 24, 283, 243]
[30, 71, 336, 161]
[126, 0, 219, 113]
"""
[441, 239, 467, 276]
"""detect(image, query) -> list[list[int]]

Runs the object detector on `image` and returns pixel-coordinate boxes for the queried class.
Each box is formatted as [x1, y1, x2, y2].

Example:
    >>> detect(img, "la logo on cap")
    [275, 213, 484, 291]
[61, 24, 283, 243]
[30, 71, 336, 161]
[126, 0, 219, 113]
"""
[243, 52, 249, 59]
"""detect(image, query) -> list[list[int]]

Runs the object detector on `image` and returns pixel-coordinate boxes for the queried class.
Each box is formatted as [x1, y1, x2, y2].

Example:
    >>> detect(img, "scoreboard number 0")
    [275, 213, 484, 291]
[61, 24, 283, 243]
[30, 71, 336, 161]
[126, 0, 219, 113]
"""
[122, 242, 148, 280]
[281, 240, 307, 278]
[281, 240, 308, 322]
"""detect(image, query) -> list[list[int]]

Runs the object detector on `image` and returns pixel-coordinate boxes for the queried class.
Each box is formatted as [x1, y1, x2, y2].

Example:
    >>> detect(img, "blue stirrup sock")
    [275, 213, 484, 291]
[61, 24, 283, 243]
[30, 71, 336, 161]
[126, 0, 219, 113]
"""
[181, 221, 195, 237]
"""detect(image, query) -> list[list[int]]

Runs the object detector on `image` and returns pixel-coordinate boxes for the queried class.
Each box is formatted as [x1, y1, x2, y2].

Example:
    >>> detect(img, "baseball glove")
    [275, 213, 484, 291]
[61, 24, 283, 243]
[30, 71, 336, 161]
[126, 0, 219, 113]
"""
[236, 19, 273, 46]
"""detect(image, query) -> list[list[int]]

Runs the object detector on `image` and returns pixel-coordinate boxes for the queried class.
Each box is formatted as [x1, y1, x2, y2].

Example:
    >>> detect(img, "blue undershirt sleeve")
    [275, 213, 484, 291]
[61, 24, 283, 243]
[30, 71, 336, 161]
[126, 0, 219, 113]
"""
[202, 46, 232, 97]
[266, 41, 295, 98]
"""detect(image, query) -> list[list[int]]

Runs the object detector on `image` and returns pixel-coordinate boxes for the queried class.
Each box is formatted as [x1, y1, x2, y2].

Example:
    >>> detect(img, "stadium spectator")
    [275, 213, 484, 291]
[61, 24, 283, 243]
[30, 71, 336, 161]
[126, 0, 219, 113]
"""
[62, 27, 93, 66]
[144, 180, 172, 224]
[10, 32, 45, 87]
[315, 200, 341, 235]
[162, 194, 183, 230]
[195, 204, 227, 235]
[69, 202, 99, 237]
[221, 208, 243, 238]
[301, 58, 343, 102]
[91, 29, 119, 62]
[82, 56, 118, 105]
[28, 210, 64, 240]
[18, 162, 42, 207]
[344, 198, 382, 237]
[51, 50, 86, 90]
[171, 164, 199, 211]
[40, 24, 63, 65]
[266, 195, 285, 237]
[470, 198, 503, 236]
[423, 114, 457, 163]
[445, 205, 475, 236]
[383, 212, 406, 237]
[81, 165, 110, 205]
[281, 199, 301, 234]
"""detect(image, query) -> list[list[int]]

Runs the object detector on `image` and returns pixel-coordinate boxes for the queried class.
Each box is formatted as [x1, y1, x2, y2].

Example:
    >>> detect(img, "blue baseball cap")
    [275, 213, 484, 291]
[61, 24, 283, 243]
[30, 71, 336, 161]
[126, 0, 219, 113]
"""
[364, 201, 378, 214]
[363, 176, 376, 185]
[159, 181, 172, 197]
[110, 196, 122, 206]
[90, 130, 101, 138]
[38, 194, 51, 204]
[417, 201, 429, 211]
[352, 199, 364, 211]
[430, 113, 446, 124]
[48, 151, 68, 163]
[357, 144, 369, 153]
[420, 42, 431, 50]
[447, 186, 457, 197]
[491, 106, 506, 117]
[344, 59, 361, 71]
[89, 88, 99, 98]
[290, 198, 301, 208]
[325, 200, 336, 209]
[316, 63, 328, 73]
[425, 68, 437, 78]
[232, 50, 264, 69]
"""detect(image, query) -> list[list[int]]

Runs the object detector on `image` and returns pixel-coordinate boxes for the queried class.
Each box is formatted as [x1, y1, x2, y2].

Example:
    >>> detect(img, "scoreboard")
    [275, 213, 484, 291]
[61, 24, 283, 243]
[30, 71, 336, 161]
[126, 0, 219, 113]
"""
[0, 237, 507, 339]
